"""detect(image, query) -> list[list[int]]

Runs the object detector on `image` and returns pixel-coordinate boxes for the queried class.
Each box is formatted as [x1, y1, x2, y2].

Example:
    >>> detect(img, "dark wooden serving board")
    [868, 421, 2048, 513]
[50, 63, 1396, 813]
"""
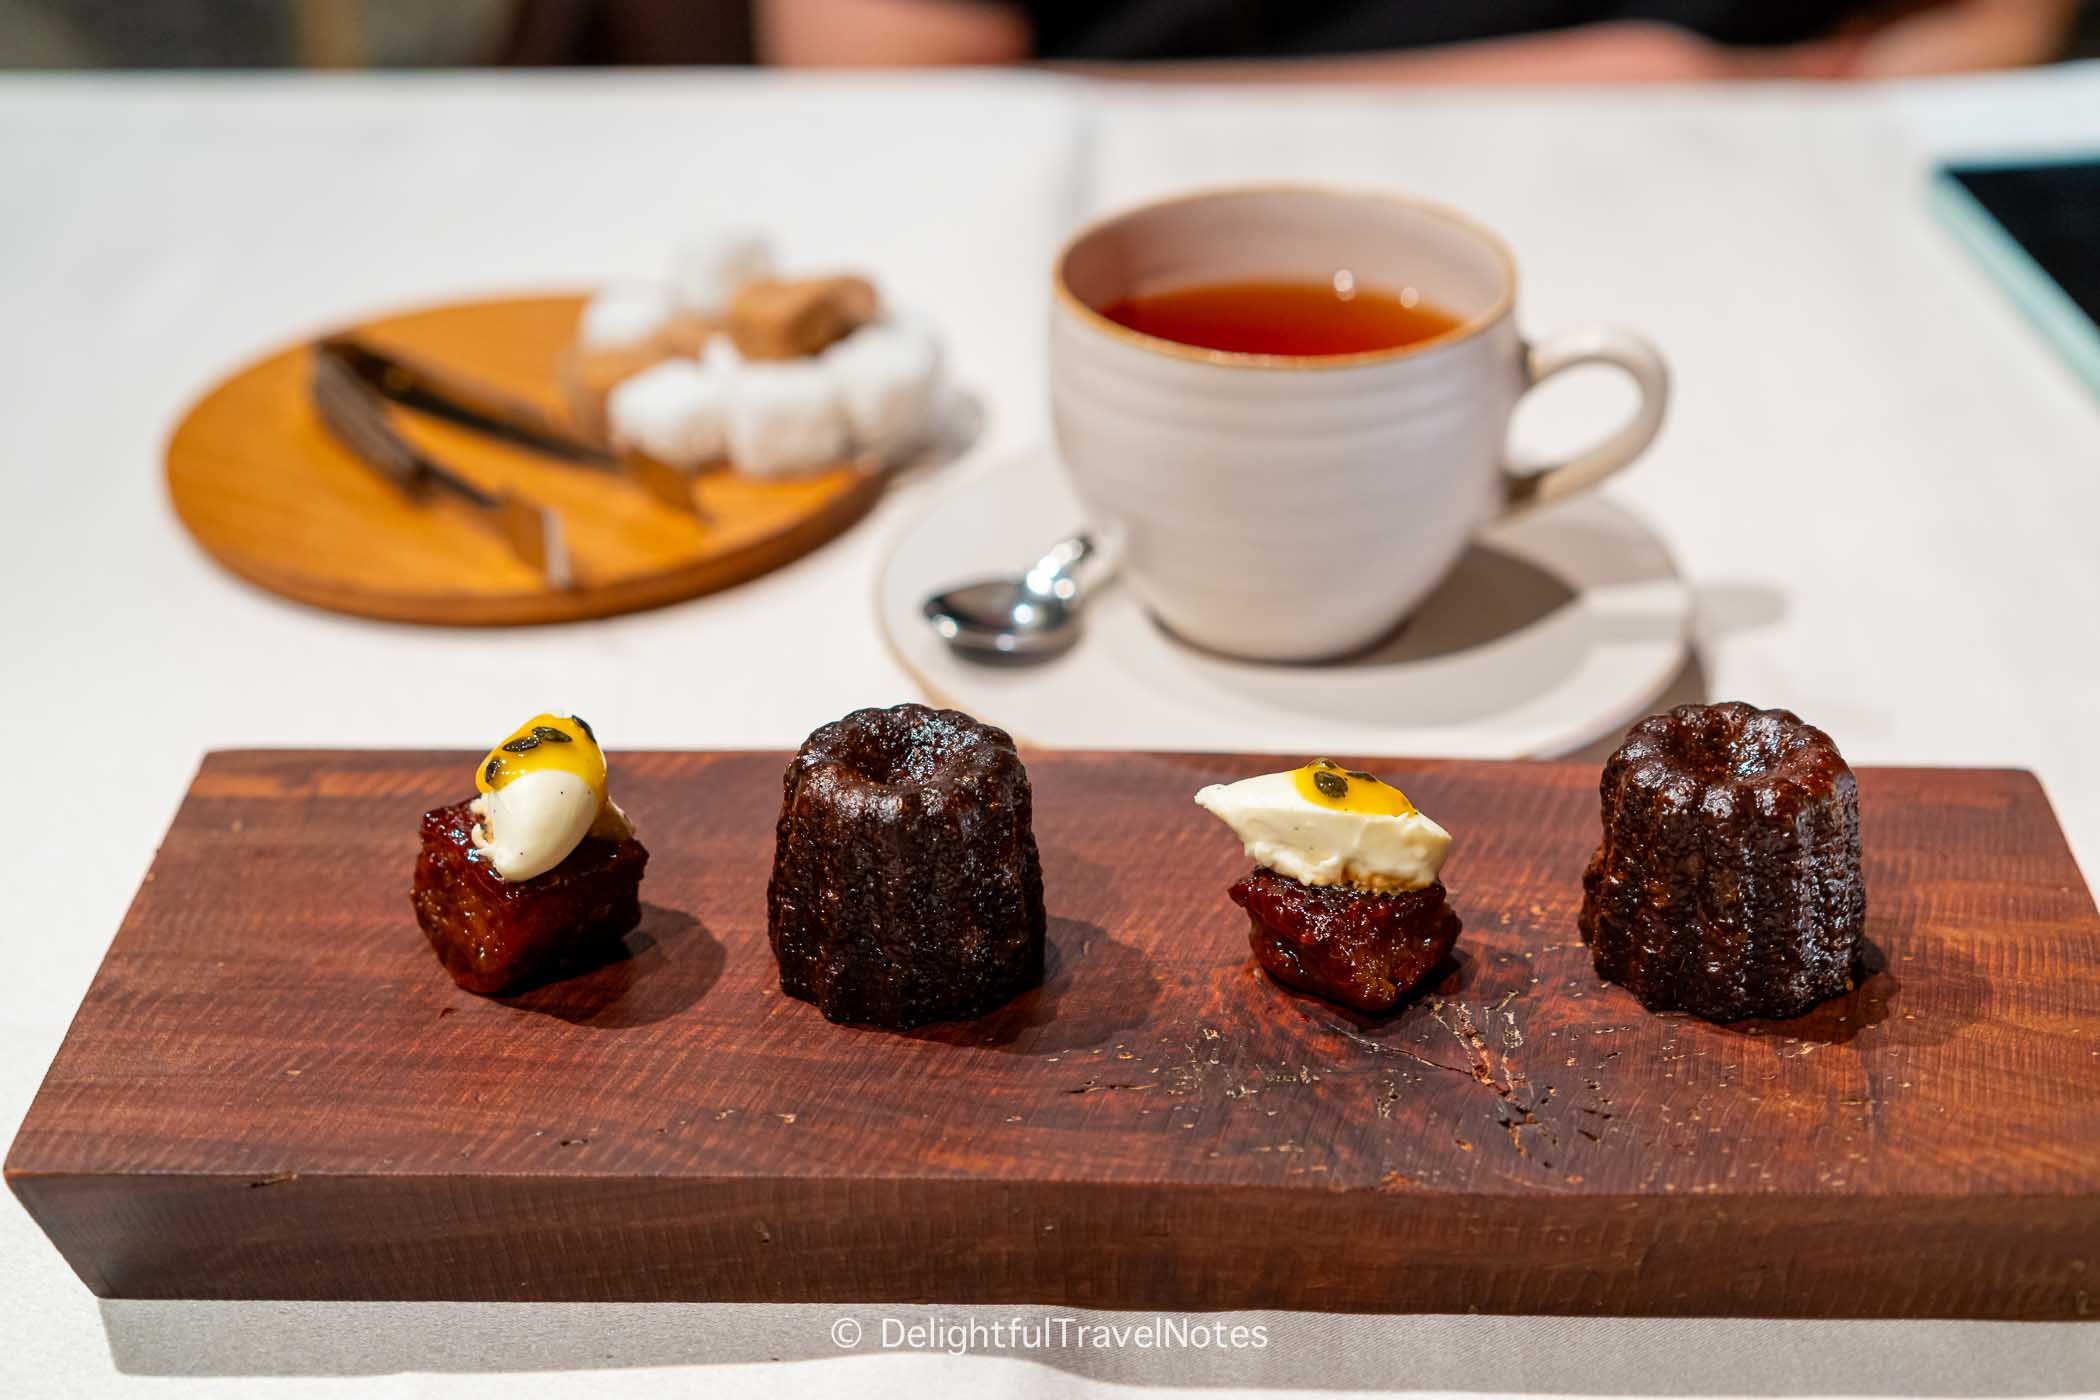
[11, 751, 2100, 1316]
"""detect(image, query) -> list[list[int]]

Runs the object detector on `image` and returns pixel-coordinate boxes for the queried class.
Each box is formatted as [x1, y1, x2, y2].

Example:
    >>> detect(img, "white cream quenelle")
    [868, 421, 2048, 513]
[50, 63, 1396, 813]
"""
[469, 714, 633, 882]
[1194, 760, 1450, 892]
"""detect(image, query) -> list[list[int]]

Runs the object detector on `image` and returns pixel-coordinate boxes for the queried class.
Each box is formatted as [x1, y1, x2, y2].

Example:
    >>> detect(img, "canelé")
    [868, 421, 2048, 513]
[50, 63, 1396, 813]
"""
[1579, 702, 1864, 1021]
[767, 704, 1045, 1028]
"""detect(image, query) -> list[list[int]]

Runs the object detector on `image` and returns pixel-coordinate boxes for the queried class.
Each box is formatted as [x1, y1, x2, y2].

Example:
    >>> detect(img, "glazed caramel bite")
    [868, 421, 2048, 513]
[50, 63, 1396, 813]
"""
[1196, 760, 1461, 1013]
[411, 713, 647, 995]
[1232, 871, 1459, 1013]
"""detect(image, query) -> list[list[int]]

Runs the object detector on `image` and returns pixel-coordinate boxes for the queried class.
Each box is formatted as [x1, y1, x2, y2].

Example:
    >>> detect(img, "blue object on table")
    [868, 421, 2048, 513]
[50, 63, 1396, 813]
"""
[1930, 154, 2100, 399]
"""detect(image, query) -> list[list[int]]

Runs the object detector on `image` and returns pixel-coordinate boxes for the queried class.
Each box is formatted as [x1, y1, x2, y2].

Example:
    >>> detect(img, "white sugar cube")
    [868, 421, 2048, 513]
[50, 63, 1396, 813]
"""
[606, 359, 728, 467]
[672, 230, 775, 315]
[823, 317, 942, 454]
[577, 280, 677, 352]
[725, 360, 847, 478]
[702, 331, 743, 374]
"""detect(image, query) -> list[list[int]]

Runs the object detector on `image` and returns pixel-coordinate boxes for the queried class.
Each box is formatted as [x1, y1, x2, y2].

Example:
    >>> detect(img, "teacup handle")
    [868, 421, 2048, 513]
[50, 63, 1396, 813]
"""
[1501, 328, 1670, 515]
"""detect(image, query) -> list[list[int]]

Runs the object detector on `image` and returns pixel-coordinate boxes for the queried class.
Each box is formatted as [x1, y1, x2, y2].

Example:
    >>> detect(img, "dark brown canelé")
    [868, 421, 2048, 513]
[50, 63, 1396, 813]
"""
[1580, 702, 1865, 1021]
[412, 799, 647, 996]
[1232, 870, 1460, 1014]
[767, 703, 1046, 1028]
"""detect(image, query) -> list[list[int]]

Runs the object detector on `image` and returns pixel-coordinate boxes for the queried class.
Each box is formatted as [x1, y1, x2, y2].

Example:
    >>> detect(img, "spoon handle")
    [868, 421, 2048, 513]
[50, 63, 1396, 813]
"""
[1024, 534, 1110, 601]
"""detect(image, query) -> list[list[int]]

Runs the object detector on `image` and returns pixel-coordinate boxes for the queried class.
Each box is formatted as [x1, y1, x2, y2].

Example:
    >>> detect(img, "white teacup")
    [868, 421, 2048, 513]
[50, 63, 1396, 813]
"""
[1051, 185, 1668, 663]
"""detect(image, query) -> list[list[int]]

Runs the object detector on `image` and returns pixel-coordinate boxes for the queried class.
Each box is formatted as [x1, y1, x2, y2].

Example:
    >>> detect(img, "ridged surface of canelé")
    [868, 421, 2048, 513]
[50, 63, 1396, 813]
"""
[1231, 869, 1460, 1013]
[411, 798, 647, 996]
[767, 704, 1045, 1028]
[1580, 702, 1864, 1021]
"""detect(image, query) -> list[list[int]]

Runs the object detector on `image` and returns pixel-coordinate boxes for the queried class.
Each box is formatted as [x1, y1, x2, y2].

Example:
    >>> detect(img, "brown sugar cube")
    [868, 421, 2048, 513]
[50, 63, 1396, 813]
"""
[726, 276, 880, 361]
[652, 312, 718, 359]
[819, 274, 879, 326]
[559, 343, 670, 440]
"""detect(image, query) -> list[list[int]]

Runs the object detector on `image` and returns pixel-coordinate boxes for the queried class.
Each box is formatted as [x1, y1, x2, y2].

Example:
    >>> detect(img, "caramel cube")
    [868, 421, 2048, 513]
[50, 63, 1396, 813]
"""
[411, 799, 648, 995]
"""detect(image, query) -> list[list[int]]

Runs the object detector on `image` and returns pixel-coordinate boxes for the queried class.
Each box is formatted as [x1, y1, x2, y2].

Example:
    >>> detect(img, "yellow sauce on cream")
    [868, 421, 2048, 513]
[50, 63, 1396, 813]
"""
[469, 713, 630, 882]
[477, 713, 606, 800]
[1291, 759, 1417, 818]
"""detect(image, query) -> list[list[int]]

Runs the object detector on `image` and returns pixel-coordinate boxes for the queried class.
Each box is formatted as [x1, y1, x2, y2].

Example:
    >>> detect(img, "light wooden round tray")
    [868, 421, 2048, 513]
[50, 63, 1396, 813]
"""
[166, 293, 885, 625]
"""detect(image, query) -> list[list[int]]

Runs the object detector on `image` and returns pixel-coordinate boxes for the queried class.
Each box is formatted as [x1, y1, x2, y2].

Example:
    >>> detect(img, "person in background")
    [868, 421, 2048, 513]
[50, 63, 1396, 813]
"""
[755, 0, 2084, 81]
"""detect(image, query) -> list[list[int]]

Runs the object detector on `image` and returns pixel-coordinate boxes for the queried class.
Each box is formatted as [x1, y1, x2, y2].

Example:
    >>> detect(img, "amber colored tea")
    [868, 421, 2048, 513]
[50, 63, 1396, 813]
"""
[1099, 279, 1459, 357]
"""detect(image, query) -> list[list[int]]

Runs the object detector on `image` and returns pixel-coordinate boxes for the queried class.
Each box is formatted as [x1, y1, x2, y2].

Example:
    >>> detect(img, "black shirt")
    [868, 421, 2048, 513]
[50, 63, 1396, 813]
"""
[1000, 0, 1859, 59]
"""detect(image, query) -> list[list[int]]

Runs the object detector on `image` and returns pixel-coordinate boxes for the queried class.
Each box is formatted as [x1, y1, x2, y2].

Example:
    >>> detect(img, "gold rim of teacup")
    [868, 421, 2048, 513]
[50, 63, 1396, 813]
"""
[1051, 181, 1520, 371]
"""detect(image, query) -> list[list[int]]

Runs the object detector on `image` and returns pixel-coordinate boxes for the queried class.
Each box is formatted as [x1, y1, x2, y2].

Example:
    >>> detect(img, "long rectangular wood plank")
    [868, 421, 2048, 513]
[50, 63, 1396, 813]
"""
[10, 750, 2099, 1315]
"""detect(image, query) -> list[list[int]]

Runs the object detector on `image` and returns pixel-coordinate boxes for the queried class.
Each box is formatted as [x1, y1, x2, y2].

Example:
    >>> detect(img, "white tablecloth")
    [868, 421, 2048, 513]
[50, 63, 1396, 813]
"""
[4, 63, 2099, 1399]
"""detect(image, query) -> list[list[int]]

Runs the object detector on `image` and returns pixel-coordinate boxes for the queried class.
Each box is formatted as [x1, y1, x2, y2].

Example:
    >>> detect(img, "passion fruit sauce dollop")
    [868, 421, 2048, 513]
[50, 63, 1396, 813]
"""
[469, 713, 630, 881]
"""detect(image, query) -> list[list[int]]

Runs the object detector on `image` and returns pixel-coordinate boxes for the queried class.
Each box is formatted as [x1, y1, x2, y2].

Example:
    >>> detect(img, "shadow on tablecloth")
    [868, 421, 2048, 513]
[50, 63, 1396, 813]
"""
[99, 1301, 2100, 1393]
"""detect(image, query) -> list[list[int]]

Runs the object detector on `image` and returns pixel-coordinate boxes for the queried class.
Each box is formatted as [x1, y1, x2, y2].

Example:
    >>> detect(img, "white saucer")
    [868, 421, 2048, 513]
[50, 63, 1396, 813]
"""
[877, 448, 1689, 757]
